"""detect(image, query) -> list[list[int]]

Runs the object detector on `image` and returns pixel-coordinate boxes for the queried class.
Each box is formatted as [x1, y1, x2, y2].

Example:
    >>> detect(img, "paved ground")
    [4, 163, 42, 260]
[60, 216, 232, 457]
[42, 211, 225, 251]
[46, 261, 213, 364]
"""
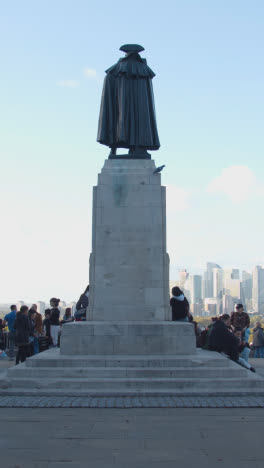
[1, 357, 264, 466]
[1, 407, 264, 468]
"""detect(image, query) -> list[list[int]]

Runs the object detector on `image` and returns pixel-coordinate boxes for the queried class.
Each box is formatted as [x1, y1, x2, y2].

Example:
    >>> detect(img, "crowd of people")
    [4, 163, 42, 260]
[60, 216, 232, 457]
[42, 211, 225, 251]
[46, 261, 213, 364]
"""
[0, 298, 74, 365]
[0, 285, 90, 365]
[170, 286, 264, 372]
[1, 284, 263, 372]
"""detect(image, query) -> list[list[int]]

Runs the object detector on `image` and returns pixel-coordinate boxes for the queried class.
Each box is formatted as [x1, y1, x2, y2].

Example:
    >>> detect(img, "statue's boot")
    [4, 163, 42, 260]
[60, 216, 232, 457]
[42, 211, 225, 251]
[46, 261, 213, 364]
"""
[109, 147, 117, 158]
[128, 147, 151, 159]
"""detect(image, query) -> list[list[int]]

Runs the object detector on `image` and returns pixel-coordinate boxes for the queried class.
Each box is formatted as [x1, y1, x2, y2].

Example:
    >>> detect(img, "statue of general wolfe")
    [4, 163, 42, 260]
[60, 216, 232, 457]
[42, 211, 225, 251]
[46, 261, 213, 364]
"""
[97, 44, 160, 159]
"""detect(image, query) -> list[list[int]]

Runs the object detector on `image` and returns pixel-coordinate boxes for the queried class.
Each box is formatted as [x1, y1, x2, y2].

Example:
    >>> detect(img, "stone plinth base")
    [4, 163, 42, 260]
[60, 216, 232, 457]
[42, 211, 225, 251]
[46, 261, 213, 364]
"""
[3, 348, 264, 397]
[60, 321, 196, 355]
[87, 159, 170, 321]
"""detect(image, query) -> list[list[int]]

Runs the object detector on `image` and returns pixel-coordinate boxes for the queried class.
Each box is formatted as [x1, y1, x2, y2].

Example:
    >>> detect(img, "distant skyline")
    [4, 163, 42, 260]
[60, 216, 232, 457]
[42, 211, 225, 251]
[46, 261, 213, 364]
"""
[1, 1, 264, 302]
[0, 261, 261, 305]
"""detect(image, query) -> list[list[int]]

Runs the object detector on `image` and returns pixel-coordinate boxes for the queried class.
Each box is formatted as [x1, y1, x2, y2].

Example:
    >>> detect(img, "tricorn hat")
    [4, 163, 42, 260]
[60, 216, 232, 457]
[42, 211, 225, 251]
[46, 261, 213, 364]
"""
[120, 44, 144, 53]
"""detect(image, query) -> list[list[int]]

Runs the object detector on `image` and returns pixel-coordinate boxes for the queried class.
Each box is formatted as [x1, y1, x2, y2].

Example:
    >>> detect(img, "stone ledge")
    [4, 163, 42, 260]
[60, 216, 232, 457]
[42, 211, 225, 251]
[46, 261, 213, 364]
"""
[61, 321, 195, 336]
[60, 322, 196, 355]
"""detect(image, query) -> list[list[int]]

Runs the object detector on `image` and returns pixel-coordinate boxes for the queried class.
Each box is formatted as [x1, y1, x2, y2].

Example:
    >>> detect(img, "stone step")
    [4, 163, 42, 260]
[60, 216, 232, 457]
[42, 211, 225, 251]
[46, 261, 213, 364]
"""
[1, 386, 264, 397]
[25, 350, 233, 369]
[6, 376, 263, 391]
[8, 365, 249, 379]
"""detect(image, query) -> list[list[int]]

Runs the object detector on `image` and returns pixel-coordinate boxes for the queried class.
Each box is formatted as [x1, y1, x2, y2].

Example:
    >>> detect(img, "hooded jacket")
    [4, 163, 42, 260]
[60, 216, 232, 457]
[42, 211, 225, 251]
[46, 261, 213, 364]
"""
[170, 294, 189, 320]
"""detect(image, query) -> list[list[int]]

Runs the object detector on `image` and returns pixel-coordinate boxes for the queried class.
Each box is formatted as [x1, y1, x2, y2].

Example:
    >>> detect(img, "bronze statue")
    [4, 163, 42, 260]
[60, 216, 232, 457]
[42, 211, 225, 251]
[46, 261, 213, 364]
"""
[97, 44, 160, 159]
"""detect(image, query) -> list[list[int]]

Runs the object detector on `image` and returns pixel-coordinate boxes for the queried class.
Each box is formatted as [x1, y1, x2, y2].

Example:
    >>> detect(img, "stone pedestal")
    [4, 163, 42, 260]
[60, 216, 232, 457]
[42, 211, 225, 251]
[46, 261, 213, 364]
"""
[3, 160, 264, 397]
[87, 159, 170, 321]
[58, 158, 196, 357]
[60, 321, 196, 355]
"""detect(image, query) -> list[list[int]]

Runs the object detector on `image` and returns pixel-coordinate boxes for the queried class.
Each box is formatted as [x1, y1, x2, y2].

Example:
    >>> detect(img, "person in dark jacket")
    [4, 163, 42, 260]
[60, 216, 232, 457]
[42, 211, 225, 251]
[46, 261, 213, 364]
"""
[170, 286, 189, 322]
[28, 309, 37, 356]
[230, 304, 250, 336]
[42, 309, 51, 338]
[75, 285, 89, 321]
[199, 317, 219, 349]
[28, 304, 41, 355]
[208, 314, 255, 372]
[49, 298, 61, 347]
[209, 314, 240, 360]
[253, 322, 264, 358]
[14, 305, 30, 364]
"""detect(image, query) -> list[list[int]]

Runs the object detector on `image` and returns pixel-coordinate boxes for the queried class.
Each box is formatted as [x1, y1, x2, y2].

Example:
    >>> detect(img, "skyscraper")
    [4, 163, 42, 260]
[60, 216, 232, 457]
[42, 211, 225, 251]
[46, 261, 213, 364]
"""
[252, 266, 264, 314]
[213, 267, 223, 298]
[223, 278, 241, 299]
[222, 294, 235, 315]
[189, 275, 202, 304]
[203, 262, 221, 298]
[223, 269, 240, 280]
[222, 269, 241, 299]
[204, 298, 222, 316]
[241, 271, 253, 311]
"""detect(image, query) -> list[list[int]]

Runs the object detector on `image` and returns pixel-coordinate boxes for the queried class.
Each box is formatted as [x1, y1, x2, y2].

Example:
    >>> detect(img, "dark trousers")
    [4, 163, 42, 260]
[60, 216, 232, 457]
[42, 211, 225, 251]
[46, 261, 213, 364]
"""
[223, 346, 239, 362]
[8, 331, 16, 357]
[16, 345, 28, 365]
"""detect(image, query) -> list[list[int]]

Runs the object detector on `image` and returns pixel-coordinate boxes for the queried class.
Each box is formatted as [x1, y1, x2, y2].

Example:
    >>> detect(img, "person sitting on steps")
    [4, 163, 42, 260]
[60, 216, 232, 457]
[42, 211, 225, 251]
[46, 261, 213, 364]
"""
[170, 286, 190, 322]
[208, 314, 255, 373]
[74, 285, 89, 321]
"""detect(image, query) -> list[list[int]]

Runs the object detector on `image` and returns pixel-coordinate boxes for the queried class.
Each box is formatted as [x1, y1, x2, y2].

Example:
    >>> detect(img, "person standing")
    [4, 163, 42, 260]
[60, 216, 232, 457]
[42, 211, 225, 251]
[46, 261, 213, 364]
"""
[4, 305, 17, 360]
[49, 298, 61, 347]
[38, 309, 52, 352]
[14, 305, 30, 365]
[28, 304, 42, 354]
[253, 322, 264, 358]
[28, 309, 37, 356]
[230, 304, 250, 339]
[42, 309, 51, 341]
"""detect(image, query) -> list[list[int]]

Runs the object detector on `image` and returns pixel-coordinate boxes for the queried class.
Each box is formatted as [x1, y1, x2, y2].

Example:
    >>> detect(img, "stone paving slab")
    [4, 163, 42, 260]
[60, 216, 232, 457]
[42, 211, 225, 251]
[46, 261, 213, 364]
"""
[1, 395, 264, 408]
[1, 407, 264, 467]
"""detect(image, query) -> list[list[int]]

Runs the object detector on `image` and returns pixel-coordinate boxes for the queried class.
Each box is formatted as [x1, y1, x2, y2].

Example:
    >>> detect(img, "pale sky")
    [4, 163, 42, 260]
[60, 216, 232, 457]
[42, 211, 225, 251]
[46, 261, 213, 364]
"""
[1, 1, 264, 302]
